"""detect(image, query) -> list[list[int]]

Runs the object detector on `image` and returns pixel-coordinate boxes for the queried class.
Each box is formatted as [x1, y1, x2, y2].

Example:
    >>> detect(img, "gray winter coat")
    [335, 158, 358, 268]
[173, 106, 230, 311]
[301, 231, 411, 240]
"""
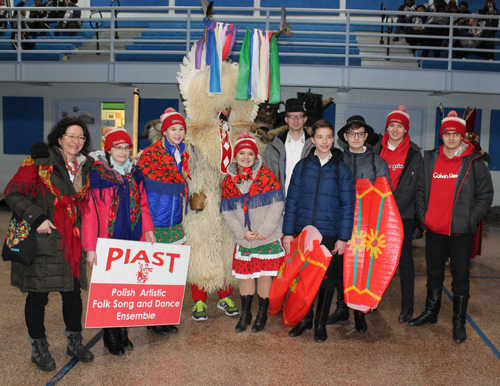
[262, 126, 313, 195]
[415, 148, 493, 235]
[342, 144, 391, 185]
[5, 145, 93, 293]
[373, 137, 423, 219]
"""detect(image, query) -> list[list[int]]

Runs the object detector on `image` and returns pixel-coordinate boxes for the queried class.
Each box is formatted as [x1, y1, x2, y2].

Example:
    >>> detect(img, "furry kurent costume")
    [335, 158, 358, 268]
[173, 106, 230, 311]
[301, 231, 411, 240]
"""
[176, 43, 264, 315]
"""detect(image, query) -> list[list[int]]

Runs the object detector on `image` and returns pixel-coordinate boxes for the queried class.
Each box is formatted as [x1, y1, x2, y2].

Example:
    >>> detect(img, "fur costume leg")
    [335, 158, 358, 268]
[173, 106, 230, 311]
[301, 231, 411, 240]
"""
[178, 55, 262, 298]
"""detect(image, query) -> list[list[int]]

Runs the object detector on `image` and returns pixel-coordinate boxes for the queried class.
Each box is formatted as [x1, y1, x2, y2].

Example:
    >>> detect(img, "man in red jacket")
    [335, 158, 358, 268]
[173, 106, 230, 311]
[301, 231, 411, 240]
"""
[410, 111, 493, 343]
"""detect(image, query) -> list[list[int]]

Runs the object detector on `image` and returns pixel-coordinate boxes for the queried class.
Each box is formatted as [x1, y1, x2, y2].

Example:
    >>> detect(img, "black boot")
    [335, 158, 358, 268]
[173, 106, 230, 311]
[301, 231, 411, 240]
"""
[164, 325, 178, 333]
[65, 330, 94, 362]
[408, 288, 442, 327]
[103, 328, 124, 356]
[289, 306, 314, 337]
[252, 297, 269, 333]
[147, 325, 171, 335]
[398, 308, 414, 323]
[326, 288, 349, 325]
[118, 327, 133, 351]
[235, 295, 253, 333]
[354, 310, 368, 333]
[452, 295, 468, 343]
[28, 336, 56, 372]
[314, 288, 335, 343]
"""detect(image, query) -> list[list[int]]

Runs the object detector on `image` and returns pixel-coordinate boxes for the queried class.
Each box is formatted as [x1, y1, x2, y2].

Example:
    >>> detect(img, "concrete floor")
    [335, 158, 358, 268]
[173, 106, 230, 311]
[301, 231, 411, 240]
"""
[1, 209, 500, 386]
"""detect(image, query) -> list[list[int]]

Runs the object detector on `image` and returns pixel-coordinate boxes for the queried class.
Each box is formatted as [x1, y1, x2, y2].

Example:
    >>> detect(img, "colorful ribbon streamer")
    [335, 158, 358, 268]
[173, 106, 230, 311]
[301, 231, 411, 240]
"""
[196, 19, 280, 102]
[235, 28, 281, 104]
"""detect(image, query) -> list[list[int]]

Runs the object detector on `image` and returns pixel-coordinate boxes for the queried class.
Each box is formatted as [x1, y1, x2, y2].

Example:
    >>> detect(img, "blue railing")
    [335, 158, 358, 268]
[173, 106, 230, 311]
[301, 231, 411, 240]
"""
[0, 6, 499, 71]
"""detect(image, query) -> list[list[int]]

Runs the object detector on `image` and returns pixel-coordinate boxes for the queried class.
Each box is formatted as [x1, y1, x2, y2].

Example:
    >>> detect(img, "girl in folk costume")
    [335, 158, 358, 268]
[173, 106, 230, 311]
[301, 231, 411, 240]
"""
[82, 128, 155, 356]
[220, 132, 285, 333]
[137, 108, 189, 334]
[4, 117, 95, 372]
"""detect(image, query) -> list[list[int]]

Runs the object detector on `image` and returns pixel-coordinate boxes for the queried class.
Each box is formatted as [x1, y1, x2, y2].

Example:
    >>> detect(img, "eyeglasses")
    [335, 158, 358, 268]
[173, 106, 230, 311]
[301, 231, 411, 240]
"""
[347, 132, 367, 138]
[443, 132, 461, 138]
[286, 115, 305, 121]
[64, 134, 86, 142]
[114, 146, 131, 152]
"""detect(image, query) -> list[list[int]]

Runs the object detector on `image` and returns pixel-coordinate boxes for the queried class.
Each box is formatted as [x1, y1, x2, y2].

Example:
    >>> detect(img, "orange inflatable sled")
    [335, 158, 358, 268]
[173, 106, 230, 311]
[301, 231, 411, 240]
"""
[344, 177, 403, 313]
[268, 226, 322, 317]
[281, 241, 332, 327]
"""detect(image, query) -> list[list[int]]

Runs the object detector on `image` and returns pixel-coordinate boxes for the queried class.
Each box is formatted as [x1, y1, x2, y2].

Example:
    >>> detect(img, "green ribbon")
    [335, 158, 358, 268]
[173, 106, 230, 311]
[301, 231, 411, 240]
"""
[235, 28, 251, 101]
[268, 34, 281, 104]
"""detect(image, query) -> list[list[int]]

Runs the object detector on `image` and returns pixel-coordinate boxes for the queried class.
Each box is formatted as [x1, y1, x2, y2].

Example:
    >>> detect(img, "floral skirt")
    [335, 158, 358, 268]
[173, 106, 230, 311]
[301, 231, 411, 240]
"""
[232, 239, 284, 279]
[154, 223, 186, 245]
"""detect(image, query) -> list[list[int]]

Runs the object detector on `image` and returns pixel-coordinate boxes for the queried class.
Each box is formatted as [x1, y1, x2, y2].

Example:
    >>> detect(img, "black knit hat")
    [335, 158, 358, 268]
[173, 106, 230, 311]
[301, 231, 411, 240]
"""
[285, 98, 306, 113]
[338, 115, 375, 144]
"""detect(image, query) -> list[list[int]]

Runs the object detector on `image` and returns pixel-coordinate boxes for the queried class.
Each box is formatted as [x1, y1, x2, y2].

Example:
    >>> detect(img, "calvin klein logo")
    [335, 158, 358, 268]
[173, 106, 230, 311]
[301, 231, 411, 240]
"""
[433, 172, 458, 179]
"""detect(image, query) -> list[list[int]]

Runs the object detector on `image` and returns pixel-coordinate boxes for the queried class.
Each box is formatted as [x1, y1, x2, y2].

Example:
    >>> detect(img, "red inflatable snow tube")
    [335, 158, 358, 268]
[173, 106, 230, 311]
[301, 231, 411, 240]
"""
[268, 226, 321, 317]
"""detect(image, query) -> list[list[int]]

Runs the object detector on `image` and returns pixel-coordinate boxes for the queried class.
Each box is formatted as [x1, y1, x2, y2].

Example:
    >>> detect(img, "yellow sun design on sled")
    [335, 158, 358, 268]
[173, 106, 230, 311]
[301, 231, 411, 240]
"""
[348, 229, 367, 254]
[278, 262, 285, 276]
[366, 229, 386, 259]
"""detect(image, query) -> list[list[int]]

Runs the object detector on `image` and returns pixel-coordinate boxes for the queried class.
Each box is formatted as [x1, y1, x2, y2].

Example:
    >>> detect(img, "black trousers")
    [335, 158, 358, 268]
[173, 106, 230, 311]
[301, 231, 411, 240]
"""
[425, 230, 473, 297]
[25, 279, 83, 339]
[322, 236, 342, 291]
[422, 26, 449, 58]
[453, 40, 496, 60]
[405, 33, 424, 47]
[399, 219, 416, 309]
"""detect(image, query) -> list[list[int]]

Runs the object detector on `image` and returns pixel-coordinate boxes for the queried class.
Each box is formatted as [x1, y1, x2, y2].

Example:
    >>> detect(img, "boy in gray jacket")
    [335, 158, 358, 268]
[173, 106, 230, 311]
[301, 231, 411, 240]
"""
[329, 115, 390, 334]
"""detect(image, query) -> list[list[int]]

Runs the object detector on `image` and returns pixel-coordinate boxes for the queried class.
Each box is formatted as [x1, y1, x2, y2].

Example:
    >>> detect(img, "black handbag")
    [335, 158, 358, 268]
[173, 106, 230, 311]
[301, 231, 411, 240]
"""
[2, 212, 36, 266]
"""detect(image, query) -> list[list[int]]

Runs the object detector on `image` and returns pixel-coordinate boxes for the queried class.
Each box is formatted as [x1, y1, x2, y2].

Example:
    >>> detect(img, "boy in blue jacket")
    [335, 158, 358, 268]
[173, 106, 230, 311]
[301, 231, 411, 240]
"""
[283, 120, 355, 343]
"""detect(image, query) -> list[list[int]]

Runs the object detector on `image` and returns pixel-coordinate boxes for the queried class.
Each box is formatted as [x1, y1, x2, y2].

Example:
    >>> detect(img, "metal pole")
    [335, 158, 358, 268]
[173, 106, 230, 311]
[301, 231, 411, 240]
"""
[114, 9, 119, 40]
[186, 9, 191, 54]
[111, 0, 120, 39]
[345, 11, 350, 67]
[386, 17, 392, 59]
[90, 11, 103, 55]
[16, 10, 21, 62]
[110, 9, 115, 62]
[132, 88, 140, 158]
[448, 15, 454, 71]
[380, 3, 386, 44]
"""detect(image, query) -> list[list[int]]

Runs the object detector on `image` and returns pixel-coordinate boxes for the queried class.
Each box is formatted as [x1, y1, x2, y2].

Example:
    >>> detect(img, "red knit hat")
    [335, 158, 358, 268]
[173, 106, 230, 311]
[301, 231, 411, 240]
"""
[104, 128, 132, 153]
[160, 108, 186, 135]
[386, 105, 410, 132]
[440, 110, 466, 138]
[233, 131, 258, 157]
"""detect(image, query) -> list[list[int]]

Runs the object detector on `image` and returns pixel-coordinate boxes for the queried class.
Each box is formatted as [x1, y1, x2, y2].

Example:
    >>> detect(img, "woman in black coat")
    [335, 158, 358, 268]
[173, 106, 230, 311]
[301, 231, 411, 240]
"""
[4, 117, 94, 371]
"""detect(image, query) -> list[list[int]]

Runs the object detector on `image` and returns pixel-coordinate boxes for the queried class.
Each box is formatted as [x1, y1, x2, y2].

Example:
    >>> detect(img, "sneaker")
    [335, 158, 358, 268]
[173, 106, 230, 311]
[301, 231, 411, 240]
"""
[192, 300, 208, 321]
[217, 296, 240, 316]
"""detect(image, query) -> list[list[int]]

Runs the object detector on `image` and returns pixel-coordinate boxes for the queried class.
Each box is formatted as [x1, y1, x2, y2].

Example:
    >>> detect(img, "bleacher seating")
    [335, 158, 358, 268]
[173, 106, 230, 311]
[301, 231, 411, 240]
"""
[0, 20, 93, 62]
[0, 37, 67, 61]
[0, 3, 497, 71]
[415, 49, 500, 72]
[115, 20, 361, 66]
